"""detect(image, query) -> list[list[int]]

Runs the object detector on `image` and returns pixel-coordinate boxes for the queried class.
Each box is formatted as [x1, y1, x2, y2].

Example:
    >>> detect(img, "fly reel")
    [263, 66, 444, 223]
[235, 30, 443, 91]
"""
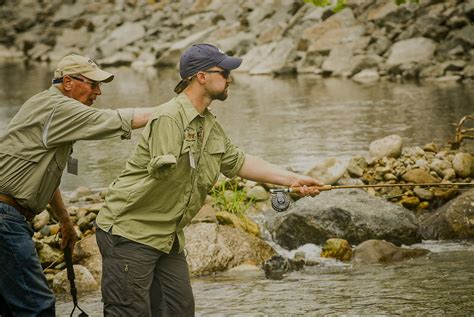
[270, 191, 291, 212]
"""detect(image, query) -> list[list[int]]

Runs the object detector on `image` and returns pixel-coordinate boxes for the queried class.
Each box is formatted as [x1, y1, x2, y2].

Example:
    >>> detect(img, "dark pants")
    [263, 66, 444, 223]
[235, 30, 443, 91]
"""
[96, 228, 194, 317]
[0, 203, 55, 317]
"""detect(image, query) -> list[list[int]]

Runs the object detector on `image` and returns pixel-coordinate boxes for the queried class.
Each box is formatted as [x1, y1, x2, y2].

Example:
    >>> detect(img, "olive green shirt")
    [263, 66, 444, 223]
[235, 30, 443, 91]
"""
[96, 93, 245, 253]
[0, 85, 134, 214]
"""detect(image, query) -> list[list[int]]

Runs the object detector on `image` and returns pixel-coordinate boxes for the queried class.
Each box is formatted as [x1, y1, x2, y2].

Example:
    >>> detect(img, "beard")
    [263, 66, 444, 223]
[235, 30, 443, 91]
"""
[211, 86, 228, 101]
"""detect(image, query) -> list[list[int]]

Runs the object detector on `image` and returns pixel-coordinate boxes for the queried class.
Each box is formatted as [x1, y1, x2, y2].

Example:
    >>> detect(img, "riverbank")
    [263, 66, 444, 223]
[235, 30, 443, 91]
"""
[0, 0, 473, 83]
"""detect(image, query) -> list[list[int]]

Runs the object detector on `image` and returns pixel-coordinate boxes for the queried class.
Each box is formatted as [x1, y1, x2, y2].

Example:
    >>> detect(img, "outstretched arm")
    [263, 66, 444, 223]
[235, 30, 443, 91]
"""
[237, 154, 323, 196]
[131, 107, 155, 129]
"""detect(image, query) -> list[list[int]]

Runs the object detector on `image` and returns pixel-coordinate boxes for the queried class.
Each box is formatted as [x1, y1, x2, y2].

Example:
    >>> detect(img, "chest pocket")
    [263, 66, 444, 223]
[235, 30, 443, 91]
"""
[202, 137, 226, 188]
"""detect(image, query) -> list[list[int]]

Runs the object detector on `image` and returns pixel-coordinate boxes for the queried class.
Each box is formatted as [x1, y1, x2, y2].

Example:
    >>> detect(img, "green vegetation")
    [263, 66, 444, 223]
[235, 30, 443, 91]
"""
[304, 0, 419, 12]
[210, 178, 254, 215]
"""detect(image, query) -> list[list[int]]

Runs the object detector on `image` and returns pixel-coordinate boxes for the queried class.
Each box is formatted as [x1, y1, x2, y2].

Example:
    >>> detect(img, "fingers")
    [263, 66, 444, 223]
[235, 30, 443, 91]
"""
[298, 185, 320, 197]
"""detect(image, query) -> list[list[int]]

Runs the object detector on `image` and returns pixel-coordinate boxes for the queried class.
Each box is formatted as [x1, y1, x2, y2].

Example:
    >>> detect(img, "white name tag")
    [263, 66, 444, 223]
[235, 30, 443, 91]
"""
[189, 151, 196, 169]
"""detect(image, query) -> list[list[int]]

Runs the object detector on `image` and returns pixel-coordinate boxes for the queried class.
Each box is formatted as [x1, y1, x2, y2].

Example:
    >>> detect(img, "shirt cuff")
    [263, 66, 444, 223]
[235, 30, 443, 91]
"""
[225, 148, 246, 178]
[116, 108, 134, 140]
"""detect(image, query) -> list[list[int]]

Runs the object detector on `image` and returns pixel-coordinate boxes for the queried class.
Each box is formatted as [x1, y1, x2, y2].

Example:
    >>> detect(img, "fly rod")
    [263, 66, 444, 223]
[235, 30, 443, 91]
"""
[269, 182, 474, 212]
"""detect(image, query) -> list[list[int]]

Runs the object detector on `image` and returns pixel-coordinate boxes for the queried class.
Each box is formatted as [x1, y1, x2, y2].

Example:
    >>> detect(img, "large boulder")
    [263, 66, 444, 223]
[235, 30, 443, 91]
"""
[266, 189, 421, 250]
[184, 223, 275, 276]
[419, 189, 474, 240]
[352, 239, 429, 264]
[53, 265, 98, 294]
[386, 37, 437, 66]
[305, 158, 349, 185]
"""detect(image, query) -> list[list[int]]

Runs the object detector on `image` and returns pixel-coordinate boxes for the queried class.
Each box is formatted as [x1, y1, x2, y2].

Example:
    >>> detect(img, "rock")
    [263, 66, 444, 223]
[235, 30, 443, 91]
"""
[75, 234, 102, 281]
[320, 238, 352, 262]
[38, 244, 62, 267]
[402, 168, 438, 183]
[246, 185, 269, 201]
[248, 38, 297, 75]
[452, 152, 474, 178]
[419, 189, 474, 239]
[414, 188, 434, 201]
[262, 254, 305, 280]
[53, 265, 98, 294]
[386, 37, 437, 66]
[267, 189, 421, 249]
[184, 223, 275, 276]
[369, 135, 403, 159]
[156, 26, 217, 66]
[352, 68, 380, 84]
[321, 44, 354, 76]
[423, 143, 438, 153]
[192, 204, 217, 224]
[399, 196, 420, 209]
[99, 51, 135, 67]
[305, 158, 349, 185]
[347, 156, 367, 178]
[352, 239, 429, 264]
[33, 210, 50, 231]
[216, 211, 260, 237]
[97, 22, 146, 57]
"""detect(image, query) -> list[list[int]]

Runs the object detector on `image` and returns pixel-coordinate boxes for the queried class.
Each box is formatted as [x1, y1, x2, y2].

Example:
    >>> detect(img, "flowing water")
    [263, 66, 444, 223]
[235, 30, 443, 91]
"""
[1, 62, 474, 316]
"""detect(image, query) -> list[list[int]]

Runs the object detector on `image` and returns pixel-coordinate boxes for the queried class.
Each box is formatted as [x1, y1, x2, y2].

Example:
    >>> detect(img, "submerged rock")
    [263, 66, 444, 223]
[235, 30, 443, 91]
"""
[353, 239, 429, 264]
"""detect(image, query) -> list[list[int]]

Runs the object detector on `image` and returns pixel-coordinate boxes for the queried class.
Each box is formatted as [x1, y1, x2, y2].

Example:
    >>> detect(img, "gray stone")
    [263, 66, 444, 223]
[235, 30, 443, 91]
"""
[369, 135, 403, 159]
[386, 37, 437, 66]
[53, 265, 98, 294]
[97, 22, 146, 57]
[267, 189, 421, 249]
[305, 158, 349, 185]
[452, 152, 474, 178]
[246, 186, 269, 202]
[352, 68, 380, 84]
[419, 189, 474, 239]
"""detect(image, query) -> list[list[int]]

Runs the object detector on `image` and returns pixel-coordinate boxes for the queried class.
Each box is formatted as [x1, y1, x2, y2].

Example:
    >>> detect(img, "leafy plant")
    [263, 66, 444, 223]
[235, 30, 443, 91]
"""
[210, 179, 254, 215]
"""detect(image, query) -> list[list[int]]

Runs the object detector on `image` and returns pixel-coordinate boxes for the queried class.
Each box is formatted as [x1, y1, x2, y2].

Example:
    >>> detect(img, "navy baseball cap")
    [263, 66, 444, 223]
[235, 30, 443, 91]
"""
[174, 43, 242, 94]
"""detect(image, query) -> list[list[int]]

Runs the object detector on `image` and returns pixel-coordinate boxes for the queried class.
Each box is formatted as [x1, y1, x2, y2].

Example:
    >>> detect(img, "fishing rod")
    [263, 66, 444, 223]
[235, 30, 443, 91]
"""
[269, 182, 474, 212]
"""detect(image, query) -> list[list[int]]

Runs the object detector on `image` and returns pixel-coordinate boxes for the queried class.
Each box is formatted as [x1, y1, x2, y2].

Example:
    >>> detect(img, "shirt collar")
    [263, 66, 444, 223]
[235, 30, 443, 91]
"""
[48, 84, 64, 96]
[176, 93, 216, 126]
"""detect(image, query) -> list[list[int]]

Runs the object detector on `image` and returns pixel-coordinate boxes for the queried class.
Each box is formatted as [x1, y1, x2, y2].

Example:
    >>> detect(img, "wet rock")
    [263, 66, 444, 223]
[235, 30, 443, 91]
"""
[400, 196, 420, 209]
[262, 254, 305, 280]
[267, 189, 421, 249]
[53, 265, 98, 294]
[184, 223, 275, 276]
[369, 135, 403, 159]
[320, 238, 352, 262]
[352, 239, 429, 264]
[419, 189, 474, 239]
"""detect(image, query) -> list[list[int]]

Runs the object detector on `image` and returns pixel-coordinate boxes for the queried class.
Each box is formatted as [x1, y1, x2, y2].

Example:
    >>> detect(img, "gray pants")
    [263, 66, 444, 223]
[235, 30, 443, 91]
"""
[96, 228, 194, 317]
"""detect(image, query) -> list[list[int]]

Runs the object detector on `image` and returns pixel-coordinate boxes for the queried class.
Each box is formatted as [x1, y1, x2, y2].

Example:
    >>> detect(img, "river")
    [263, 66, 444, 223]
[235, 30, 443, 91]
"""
[1, 62, 474, 315]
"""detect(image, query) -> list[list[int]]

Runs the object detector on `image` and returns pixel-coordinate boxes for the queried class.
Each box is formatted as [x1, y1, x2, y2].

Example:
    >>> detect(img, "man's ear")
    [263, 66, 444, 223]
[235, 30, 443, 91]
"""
[61, 76, 73, 91]
[195, 72, 206, 84]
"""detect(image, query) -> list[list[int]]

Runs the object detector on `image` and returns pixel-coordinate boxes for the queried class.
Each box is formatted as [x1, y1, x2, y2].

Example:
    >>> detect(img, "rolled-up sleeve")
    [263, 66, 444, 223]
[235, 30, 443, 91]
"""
[147, 115, 183, 179]
[220, 137, 245, 178]
[116, 108, 134, 140]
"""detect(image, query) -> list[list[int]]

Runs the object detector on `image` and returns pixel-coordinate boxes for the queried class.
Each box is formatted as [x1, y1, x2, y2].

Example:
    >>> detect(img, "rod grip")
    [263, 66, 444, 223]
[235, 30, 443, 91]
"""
[291, 185, 332, 192]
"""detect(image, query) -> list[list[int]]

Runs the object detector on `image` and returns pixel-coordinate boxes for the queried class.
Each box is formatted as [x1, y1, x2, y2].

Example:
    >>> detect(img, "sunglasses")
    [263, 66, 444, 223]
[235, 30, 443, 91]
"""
[69, 75, 102, 89]
[202, 69, 230, 79]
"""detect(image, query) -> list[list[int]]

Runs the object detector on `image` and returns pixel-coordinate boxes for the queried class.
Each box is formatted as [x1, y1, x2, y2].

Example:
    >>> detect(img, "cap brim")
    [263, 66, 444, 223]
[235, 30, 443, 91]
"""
[81, 68, 114, 83]
[217, 56, 242, 70]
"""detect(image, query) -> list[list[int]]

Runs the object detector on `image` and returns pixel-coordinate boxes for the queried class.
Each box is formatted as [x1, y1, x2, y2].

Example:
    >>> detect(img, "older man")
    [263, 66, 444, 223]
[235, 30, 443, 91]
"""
[95, 43, 322, 316]
[0, 54, 153, 316]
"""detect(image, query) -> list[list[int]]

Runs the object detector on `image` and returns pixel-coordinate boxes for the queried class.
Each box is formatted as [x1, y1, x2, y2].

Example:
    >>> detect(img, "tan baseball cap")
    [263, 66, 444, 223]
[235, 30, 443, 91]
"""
[53, 54, 114, 83]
